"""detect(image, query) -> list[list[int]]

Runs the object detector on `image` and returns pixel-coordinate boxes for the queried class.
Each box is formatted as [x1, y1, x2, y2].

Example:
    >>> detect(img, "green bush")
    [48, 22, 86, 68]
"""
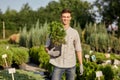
[82, 43, 91, 55]
[113, 66, 120, 80]
[97, 33, 109, 52]
[19, 27, 28, 47]
[94, 52, 106, 64]
[109, 36, 120, 53]
[19, 20, 48, 48]
[110, 53, 120, 60]
[29, 46, 41, 64]
[10, 47, 29, 65]
[0, 46, 13, 68]
[0, 44, 29, 68]
[38, 45, 51, 71]
[29, 45, 51, 72]
[99, 65, 114, 80]
[76, 60, 98, 80]
[0, 39, 8, 44]
[84, 23, 111, 52]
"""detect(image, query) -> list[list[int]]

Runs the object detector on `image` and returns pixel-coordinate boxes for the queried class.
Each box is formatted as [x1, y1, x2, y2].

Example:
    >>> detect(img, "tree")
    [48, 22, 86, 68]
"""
[94, 0, 120, 37]
[59, 0, 95, 28]
[0, 0, 96, 38]
[3, 7, 18, 30]
[45, 1, 62, 22]
[19, 3, 34, 29]
[43, 0, 95, 28]
[0, 9, 2, 14]
[0, 9, 3, 38]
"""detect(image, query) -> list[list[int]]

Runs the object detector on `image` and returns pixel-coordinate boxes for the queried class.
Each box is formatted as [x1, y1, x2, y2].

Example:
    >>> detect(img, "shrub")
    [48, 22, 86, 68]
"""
[99, 65, 114, 80]
[29, 45, 51, 72]
[76, 60, 98, 80]
[94, 52, 106, 64]
[109, 36, 120, 53]
[85, 23, 110, 52]
[10, 47, 29, 65]
[0, 39, 8, 44]
[113, 66, 120, 80]
[110, 53, 120, 61]
[82, 43, 91, 55]
[19, 27, 28, 47]
[0, 46, 13, 68]
[97, 33, 109, 52]
[19, 20, 48, 48]
[38, 45, 50, 71]
[29, 46, 40, 64]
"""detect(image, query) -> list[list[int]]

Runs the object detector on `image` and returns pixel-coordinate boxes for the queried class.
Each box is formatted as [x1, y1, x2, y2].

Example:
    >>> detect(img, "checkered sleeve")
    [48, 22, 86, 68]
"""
[74, 31, 82, 52]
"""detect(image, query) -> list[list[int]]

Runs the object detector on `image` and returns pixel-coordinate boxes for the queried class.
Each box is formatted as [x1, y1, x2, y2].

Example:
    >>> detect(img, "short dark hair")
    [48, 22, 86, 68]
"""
[61, 9, 71, 15]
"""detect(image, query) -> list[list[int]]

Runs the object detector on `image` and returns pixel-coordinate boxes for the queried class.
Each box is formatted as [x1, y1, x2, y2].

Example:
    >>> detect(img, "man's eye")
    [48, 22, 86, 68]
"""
[67, 16, 70, 18]
[62, 16, 70, 18]
[62, 16, 66, 18]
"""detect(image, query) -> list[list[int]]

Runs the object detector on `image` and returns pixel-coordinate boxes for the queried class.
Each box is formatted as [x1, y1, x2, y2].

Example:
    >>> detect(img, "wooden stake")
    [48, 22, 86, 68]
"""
[11, 73, 15, 80]
[3, 21, 5, 39]
[4, 58, 8, 68]
[8, 68, 16, 80]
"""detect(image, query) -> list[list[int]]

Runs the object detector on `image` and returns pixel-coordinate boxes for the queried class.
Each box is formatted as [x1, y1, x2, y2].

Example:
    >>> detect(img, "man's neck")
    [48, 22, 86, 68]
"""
[64, 24, 70, 30]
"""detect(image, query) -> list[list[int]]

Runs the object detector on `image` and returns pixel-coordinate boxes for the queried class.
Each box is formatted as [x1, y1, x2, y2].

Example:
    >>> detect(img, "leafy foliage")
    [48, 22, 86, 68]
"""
[85, 23, 110, 52]
[81, 43, 91, 55]
[48, 21, 66, 46]
[10, 47, 29, 65]
[29, 45, 51, 72]
[76, 61, 98, 80]
[29, 46, 40, 64]
[0, 45, 13, 67]
[0, 45, 29, 68]
[99, 65, 114, 80]
[0, 0, 94, 39]
[19, 20, 48, 48]
[0, 70, 44, 80]
[38, 45, 51, 71]
[94, 0, 120, 37]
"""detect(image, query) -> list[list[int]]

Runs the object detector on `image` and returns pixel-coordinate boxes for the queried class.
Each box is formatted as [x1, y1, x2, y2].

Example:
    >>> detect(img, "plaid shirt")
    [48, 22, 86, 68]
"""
[45, 27, 82, 68]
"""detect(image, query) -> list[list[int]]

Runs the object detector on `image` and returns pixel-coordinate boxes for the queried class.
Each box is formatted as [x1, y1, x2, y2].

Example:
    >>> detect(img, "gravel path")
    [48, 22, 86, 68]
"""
[20, 63, 45, 72]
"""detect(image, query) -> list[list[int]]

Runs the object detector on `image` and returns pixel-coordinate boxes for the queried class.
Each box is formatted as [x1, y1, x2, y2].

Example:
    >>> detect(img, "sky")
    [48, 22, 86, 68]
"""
[0, 0, 57, 13]
[0, 0, 95, 13]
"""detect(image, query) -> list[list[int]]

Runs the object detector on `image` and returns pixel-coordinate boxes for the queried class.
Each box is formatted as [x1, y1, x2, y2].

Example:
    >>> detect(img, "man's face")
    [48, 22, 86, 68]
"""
[61, 13, 71, 25]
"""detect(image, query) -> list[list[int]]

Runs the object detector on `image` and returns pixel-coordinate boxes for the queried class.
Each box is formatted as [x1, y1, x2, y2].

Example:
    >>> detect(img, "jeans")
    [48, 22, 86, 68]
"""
[51, 66, 76, 80]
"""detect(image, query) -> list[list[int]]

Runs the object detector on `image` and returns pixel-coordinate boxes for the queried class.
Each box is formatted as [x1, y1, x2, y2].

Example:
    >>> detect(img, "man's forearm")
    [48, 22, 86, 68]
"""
[77, 51, 83, 65]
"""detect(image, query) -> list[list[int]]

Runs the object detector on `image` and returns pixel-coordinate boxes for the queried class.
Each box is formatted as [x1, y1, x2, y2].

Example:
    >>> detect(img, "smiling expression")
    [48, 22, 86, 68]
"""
[61, 13, 71, 26]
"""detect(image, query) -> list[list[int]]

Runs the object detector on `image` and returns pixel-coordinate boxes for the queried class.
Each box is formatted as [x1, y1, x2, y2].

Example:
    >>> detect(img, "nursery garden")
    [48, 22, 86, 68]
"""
[0, 0, 120, 80]
[0, 20, 120, 80]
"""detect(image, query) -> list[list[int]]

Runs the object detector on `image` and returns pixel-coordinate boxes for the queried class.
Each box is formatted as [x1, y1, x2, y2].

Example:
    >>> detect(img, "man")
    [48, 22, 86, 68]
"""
[45, 9, 83, 80]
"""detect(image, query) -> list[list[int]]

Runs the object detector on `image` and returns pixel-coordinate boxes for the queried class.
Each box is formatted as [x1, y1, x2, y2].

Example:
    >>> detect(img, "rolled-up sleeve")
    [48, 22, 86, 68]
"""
[74, 31, 82, 52]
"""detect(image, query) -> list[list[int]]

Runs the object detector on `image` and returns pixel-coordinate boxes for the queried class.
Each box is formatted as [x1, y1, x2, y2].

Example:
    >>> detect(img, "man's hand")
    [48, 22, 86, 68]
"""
[48, 47, 60, 57]
[80, 64, 84, 75]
